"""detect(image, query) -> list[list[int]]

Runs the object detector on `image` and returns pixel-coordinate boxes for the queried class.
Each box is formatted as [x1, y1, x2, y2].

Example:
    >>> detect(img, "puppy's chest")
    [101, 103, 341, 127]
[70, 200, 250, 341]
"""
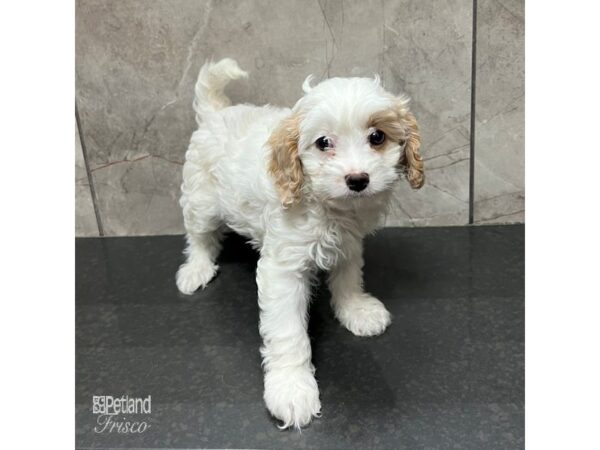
[307, 217, 364, 271]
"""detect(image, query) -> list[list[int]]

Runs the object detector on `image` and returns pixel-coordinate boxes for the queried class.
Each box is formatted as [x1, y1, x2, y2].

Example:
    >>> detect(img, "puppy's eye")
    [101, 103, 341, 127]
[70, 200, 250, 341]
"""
[368, 129, 386, 146]
[315, 136, 333, 151]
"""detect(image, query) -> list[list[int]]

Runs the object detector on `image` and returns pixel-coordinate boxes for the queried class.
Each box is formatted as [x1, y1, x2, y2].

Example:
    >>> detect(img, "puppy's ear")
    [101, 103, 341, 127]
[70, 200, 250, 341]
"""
[267, 115, 304, 208]
[398, 110, 424, 189]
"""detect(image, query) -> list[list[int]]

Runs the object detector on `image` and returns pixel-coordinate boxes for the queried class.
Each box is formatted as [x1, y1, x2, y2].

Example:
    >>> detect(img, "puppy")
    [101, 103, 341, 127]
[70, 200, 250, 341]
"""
[176, 58, 424, 429]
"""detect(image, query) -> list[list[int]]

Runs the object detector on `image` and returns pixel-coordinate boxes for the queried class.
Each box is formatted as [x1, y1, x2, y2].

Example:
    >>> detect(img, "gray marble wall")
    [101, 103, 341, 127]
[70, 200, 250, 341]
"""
[76, 120, 99, 236]
[76, 0, 524, 236]
[473, 0, 524, 223]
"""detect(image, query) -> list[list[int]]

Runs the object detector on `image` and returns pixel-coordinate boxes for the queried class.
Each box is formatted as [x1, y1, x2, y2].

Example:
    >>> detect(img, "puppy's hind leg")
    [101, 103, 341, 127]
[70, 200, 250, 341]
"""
[176, 228, 223, 295]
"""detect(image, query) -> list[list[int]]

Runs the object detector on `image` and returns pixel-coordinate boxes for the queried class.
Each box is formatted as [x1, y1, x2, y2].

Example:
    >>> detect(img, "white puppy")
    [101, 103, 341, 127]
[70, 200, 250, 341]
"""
[176, 58, 424, 429]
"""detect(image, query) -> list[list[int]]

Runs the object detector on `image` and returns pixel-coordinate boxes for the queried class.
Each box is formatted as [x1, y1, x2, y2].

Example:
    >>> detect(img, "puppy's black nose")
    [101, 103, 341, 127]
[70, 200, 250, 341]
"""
[345, 173, 370, 192]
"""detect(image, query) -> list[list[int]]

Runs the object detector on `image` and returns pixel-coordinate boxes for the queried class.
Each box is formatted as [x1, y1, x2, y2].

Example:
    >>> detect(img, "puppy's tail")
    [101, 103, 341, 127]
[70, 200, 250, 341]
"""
[193, 58, 248, 124]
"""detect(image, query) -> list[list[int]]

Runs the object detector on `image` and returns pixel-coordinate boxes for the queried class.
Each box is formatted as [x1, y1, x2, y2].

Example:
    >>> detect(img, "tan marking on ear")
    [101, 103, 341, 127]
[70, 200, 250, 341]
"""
[267, 115, 304, 208]
[368, 104, 424, 189]
[399, 111, 424, 189]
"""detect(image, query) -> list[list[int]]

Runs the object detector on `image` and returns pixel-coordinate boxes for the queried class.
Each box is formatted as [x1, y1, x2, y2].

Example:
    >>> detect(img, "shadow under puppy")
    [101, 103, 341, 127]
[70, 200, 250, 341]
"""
[176, 58, 424, 429]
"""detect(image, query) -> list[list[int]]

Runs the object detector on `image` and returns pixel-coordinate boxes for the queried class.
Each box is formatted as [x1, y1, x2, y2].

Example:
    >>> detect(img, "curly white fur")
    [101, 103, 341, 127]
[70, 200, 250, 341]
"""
[176, 58, 422, 429]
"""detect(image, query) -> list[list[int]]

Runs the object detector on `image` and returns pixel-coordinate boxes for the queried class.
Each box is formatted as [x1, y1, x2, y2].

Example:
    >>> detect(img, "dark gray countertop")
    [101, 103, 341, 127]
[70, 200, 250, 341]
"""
[76, 225, 524, 449]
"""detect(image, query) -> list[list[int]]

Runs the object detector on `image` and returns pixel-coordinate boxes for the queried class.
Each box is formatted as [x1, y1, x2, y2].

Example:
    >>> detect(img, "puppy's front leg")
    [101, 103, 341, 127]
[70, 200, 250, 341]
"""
[328, 240, 392, 337]
[256, 254, 321, 429]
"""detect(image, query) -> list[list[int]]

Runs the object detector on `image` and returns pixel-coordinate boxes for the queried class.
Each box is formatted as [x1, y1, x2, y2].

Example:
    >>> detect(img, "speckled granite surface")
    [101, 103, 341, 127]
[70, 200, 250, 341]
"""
[76, 225, 524, 449]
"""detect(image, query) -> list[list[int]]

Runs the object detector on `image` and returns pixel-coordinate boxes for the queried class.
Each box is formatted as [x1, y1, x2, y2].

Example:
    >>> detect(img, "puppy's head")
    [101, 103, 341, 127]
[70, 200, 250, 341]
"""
[268, 76, 423, 208]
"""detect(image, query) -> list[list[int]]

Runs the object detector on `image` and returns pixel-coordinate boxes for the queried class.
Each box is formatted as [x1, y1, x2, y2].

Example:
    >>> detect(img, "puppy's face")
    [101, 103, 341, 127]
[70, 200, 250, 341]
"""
[268, 77, 423, 208]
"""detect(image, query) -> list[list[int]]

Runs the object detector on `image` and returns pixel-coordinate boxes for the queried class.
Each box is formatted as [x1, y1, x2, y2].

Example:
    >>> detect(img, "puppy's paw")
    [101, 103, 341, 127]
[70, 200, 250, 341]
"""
[334, 294, 392, 337]
[264, 366, 321, 430]
[175, 261, 218, 295]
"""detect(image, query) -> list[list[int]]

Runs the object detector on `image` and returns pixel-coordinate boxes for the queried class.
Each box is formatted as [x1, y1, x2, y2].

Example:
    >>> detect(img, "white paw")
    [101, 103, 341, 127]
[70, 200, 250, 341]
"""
[264, 366, 322, 430]
[334, 293, 392, 337]
[175, 260, 218, 294]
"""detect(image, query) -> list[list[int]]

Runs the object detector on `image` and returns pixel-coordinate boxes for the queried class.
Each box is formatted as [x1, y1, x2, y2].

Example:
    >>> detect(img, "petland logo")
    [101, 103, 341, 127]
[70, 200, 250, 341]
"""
[92, 395, 152, 434]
